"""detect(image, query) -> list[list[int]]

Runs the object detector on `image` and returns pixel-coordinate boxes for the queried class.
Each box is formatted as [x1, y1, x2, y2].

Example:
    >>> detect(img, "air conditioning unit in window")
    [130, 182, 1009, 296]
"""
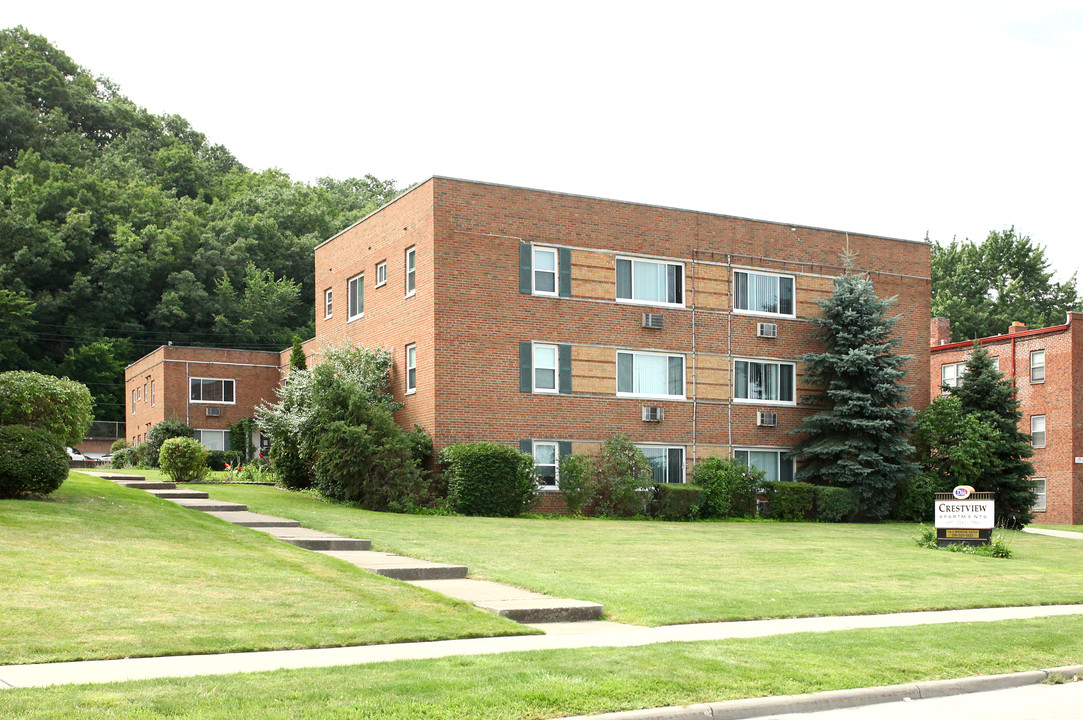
[756, 411, 777, 427]
[206, 407, 221, 417]
[757, 322, 778, 338]
[642, 406, 664, 422]
[642, 313, 665, 329]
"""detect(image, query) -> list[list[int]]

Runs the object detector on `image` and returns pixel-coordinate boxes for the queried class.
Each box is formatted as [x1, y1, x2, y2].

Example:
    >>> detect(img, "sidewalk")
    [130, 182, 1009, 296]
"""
[2, 604, 1082, 689]
[1024, 527, 1083, 540]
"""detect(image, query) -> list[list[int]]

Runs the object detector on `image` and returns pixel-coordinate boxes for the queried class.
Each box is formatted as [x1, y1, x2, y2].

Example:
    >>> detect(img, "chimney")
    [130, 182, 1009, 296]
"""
[1008, 321, 1027, 334]
[930, 317, 951, 346]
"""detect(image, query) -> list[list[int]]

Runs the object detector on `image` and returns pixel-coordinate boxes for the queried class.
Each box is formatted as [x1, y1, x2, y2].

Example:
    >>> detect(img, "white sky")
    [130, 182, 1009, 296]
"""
[5, 1, 1083, 281]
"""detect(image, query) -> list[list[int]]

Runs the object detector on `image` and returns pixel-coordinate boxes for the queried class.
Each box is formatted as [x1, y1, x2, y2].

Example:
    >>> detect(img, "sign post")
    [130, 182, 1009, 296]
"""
[934, 486, 994, 547]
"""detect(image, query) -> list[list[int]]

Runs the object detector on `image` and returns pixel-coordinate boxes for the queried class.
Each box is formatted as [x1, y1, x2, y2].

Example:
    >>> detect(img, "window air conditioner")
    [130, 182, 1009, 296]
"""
[206, 407, 221, 417]
[757, 322, 778, 338]
[756, 411, 777, 427]
[642, 313, 665, 329]
[642, 406, 664, 422]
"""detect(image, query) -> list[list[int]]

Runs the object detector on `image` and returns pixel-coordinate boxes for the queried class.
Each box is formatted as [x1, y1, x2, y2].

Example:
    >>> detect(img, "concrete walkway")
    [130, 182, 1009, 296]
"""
[2, 604, 1081, 689]
[1024, 527, 1083, 540]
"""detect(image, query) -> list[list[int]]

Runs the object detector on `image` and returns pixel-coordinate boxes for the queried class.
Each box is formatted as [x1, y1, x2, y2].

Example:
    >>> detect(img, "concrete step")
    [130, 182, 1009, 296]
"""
[113, 481, 177, 490]
[98, 474, 149, 482]
[409, 578, 604, 623]
[170, 498, 249, 512]
[282, 537, 372, 551]
[321, 550, 468, 581]
[204, 511, 302, 528]
[149, 489, 210, 499]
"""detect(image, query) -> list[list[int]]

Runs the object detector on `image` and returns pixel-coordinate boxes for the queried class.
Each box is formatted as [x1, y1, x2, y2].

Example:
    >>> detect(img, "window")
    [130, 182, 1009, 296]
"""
[638, 445, 685, 484]
[533, 247, 558, 295]
[324, 289, 333, 319]
[150, 381, 155, 407]
[1031, 349, 1045, 383]
[734, 270, 795, 316]
[376, 261, 387, 287]
[143, 383, 147, 402]
[616, 257, 683, 306]
[189, 378, 235, 404]
[941, 361, 966, 389]
[131, 389, 137, 414]
[533, 344, 559, 393]
[1031, 415, 1046, 448]
[1032, 478, 1047, 512]
[617, 351, 685, 398]
[348, 274, 364, 320]
[136, 386, 142, 402]
[735, 449, 795, 483]
[405, 247, 416, 296]
[194, 429, 230, 452]
[405, 344, 417, 394]
[533, 441, 559, 488]
[734, 360, 795, 403]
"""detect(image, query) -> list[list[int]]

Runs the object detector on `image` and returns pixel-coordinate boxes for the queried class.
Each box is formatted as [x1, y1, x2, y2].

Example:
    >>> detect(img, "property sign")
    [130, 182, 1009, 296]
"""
[935, 499, 994, 529]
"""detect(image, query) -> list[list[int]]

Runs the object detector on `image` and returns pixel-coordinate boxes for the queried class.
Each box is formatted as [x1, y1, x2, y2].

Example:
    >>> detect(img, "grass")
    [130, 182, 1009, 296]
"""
[0, 473, 530, 665]
[3, 615, 1083, 719]
[189, 483, 1083, 626]
[1034, 524, 1083, 533]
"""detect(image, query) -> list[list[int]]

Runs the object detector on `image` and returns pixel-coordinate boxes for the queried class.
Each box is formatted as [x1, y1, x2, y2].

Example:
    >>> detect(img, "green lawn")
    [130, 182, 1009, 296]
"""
[3, 616, 1083, 719]
[0, 473, 529, 665]
[193, 483, 1083, 626]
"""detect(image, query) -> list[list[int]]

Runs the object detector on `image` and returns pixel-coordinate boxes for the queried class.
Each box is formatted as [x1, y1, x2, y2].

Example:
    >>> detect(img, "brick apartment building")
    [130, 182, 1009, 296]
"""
[127, 177, 931, 511]
[930, 314, 1083, 525]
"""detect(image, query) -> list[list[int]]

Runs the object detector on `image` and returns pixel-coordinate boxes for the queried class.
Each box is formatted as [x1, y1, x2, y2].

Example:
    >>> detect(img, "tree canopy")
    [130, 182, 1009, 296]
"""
[0, 26, 401, 421]
[931, 228, 1081, 342]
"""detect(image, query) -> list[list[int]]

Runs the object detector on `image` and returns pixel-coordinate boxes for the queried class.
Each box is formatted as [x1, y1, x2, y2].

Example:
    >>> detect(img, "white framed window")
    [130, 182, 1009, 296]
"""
[616, 257, 684, 307]
[405, 247, 416, 297]
[194, 429, 230, 452]
[190, 378, 235, 404]
[638, 445, 685, 484]
[347, 274, 364, 320]
[376, 261, 387, 288]
[405, 344, 417, 394]
[533, 344, 559, 393]
[533, 246, 558, 296]
[734, 270, 795, 316]
[143, 383, 148, 402]
[734, 359, 795, 404]
[324, 288, 333, 319]
[1030, 349, 1045, 383]
[150, 381, 155, 407]
[734, 449, 795, 483]
[131, 389, 136, 414]
[1031, 415, 1046, 448]
[617, 351, 685, 398]
[1032, 478, 1047, 512]
[941, 361, 966, 389]
[533, 441, 559, 488]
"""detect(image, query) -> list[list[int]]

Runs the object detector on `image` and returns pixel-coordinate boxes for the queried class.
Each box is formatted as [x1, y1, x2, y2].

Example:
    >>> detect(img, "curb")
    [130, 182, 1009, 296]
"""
[559, 665, 1083, 720]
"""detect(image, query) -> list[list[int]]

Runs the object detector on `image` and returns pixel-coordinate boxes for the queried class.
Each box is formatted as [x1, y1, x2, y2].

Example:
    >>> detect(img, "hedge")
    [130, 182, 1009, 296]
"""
[442, 442, 537, 517]
[0, 425, 68, 498]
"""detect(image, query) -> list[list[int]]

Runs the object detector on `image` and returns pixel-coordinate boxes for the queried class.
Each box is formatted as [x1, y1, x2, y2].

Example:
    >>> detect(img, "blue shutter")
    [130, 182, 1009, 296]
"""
[519, 244, 532, 294]
[559, 344, 572, 394]
[520, 439, 533, 455]
[519, 342, 532, 392]
[559, 441, 572, 458]
[558, 248, 571, 298]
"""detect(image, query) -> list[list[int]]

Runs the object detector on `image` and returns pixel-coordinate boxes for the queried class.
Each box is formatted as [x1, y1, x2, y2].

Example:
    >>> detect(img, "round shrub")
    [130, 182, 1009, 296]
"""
[441, 442, 537, 517]
[109, 438, 131, 454]
[144, 419, 195, 468]
[760, 481, 817, 521]
[693, 456, 762, 519]
[0, 425, 68, 498]
[0, 371, 92, 446]
[110, 446, 135, 469]
[814, 486, 860, 522]
[159, 437, 209, 483]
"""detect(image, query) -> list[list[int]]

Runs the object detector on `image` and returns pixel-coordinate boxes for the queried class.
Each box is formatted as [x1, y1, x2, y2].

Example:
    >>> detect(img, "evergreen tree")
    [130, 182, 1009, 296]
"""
[947, 343, 1036, 527]
[791, 267, 917, 519]
[289, 335, 307, 371]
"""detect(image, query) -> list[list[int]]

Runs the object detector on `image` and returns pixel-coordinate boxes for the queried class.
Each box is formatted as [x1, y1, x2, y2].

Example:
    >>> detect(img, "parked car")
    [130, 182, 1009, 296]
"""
[65, 447, 89, 462]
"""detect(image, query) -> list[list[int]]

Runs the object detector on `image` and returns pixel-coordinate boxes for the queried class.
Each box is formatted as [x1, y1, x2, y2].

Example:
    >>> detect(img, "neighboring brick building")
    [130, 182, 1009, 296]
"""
[125, 346, 284, 454]
[930, 314, 1083, 525]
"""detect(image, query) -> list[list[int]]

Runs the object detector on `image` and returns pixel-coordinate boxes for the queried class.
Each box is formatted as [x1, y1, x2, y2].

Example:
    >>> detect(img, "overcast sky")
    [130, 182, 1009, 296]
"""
[5, 1, 1082, 282]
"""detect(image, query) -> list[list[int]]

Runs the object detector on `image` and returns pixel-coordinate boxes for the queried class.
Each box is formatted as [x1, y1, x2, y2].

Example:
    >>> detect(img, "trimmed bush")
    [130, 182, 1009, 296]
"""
[270, 438, 312, 490]
[0, 425, 68, 498]
[588, 435, 651, 518]
[761, 481, 817, 521]
[144, 419, 195, 467]
[159, 437, 208, 483]
[649, 484, 705, 521]
[110, 446, 135, 468]
[557, 453, 593, 516]
[0, 371, 92, 446]
[693, 456, 762, 519]
[442, 442, 537, 517]
[892, 474, 937, 522]
[815, 486, 860, 523]
[109, 439, 131, 454]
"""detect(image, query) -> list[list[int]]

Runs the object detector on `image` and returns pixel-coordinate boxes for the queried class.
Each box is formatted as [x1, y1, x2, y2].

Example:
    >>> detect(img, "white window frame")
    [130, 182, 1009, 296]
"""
[376, 261, 387, 288]
[733, 269, 796, 318]
[1032, 478, 1047, 512]
[1031, 414, 1046, 448]
[532, 344, 559, 393]
[189, 377, 236, 404]
[532, 441, 559, 489]
[143, 383, 148, 402]
[532, 246, 559, 296]
[347, 273, 364, 321]
[615, 256, 685, 308]
[733, 359, 796, 405]
[941, 361, 966, 390]
[131, 389, 136, 414]
[405, 247, 416, 297]
[637, 444, 685, 485]
[405, 344, 417, 395]
[150, 380, 155, 407]
[616, 350, 686, 399]
[1030, 349, 1045, 383]
[194, 429, 230, 452]
[734, 448, 795, 483]
[324, 288, 333, 319]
